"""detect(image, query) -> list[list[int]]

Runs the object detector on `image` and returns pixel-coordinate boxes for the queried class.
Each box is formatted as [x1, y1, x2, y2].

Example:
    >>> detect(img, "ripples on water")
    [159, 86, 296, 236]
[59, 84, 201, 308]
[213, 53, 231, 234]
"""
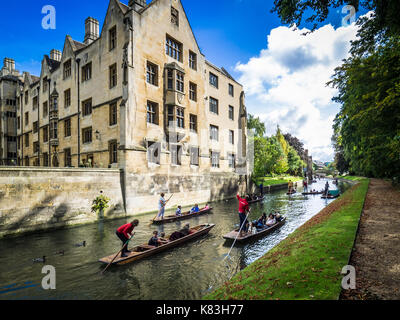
[0, 180, 349, 300]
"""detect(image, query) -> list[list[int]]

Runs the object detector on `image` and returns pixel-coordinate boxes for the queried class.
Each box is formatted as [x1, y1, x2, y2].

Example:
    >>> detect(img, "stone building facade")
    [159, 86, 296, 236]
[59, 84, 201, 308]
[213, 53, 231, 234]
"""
[0, 58, 22, 165]
[9, 0, 247, 173]
[0, 0, 249, 224]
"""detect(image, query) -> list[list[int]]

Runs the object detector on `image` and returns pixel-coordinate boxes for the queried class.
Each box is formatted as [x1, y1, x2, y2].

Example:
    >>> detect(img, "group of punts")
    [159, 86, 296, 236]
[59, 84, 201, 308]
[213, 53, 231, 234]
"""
[150, 207, 213, 225]
[247, 196, 265, 204]
[223, 217, 286, 243]
[99, 224, 215, 266]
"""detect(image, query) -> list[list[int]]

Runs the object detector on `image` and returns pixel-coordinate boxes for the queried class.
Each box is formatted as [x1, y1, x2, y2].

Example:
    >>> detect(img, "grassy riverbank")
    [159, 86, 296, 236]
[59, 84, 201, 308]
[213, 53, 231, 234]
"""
[205, 178, 370, 300]
[254, 175, 303, 186]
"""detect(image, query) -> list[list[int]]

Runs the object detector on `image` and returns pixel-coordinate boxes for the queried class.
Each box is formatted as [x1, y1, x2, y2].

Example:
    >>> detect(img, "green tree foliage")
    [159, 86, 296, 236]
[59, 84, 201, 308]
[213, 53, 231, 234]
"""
[271, 0, 400, 56]
[251, 123, 304, 178]
[287, 146, 305, 176]
[330, 36, 400, 178]
[247, 114, 266, 137]
[284, 133, 306, 159]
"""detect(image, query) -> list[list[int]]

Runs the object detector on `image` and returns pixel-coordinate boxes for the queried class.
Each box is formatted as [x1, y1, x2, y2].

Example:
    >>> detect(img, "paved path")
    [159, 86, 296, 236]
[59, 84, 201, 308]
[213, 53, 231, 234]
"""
[342, 179, 400, 299]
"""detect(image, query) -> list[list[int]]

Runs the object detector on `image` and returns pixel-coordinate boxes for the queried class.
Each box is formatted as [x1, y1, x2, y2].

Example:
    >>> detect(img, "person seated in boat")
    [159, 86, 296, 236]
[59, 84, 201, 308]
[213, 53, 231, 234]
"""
[176, 205, 182, 216]
[180, 224, 191, 237]
[266, 214, 276, 226]
[204, 203, 210, 210]
[190, 204, 200, 214]
[159, 232, 168, 242]
[148, 231, 166, 247]
[255, 213, 267, 228]
[274, 212, 283, 222]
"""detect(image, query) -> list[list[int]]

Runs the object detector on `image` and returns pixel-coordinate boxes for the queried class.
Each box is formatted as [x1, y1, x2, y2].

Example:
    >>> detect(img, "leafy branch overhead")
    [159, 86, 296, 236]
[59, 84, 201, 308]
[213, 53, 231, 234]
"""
[271, 0, 400, 56]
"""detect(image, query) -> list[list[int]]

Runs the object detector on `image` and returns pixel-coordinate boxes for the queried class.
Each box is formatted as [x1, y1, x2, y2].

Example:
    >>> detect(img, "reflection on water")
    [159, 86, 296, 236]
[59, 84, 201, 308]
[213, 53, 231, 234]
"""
[0, 179, 349, 300]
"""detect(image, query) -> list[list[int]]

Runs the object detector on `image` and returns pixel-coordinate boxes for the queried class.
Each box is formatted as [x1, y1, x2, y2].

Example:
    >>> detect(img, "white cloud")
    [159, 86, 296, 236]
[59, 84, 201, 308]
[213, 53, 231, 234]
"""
[235, 23, 359, 162]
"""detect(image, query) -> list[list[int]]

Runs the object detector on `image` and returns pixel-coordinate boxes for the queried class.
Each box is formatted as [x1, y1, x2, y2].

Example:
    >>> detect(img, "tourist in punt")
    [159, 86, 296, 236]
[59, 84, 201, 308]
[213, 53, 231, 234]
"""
[148, 231, 168, 247]
[256, 213, 267, 228]
[157, 193, 167, 220]
[176, 205, 182, 216]
[288, 180, 294, 192]
[204, 203, 210, 210]
[324, 181, 330, 195]
[266, 214, 276, 226]
[190, 204, 200, 214]
[303, 180, 308, 192]
[274, 212, 283, 222]
[180, 224, 192, 236]
[236, 193, 250, 237]
[116, 219, 139, 257]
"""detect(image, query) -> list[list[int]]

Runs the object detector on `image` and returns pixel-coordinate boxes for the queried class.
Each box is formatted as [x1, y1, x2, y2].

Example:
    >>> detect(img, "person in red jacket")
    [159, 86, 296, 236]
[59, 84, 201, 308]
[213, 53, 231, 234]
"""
[116, 220, 139, 257]
[236, 193, 250, 237]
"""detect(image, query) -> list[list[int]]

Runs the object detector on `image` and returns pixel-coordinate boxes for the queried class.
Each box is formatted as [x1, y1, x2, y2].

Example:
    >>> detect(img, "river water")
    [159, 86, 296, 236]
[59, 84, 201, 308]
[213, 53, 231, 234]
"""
[0, 179, 349, 300]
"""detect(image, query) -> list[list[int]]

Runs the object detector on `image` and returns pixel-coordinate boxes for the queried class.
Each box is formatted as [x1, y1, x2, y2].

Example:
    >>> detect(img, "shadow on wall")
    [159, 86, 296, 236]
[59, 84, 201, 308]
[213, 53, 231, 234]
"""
[0, 195, 74, 233]
[209, 176, 241, 201]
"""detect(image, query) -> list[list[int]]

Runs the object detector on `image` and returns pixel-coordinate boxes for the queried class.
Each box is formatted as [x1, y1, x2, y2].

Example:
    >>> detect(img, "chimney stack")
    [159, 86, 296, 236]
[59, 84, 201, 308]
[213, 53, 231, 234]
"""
[50, 49, 62, 62]
[3, 58, 15, 71]
[84, 17, 99, 45]
[129, 0, 146, 11]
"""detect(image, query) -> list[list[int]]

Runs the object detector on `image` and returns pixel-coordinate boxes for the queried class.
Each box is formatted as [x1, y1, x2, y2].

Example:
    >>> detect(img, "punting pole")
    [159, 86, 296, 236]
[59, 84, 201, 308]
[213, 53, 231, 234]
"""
[223, 209, 251, 262]
[101, 233, 135, 274]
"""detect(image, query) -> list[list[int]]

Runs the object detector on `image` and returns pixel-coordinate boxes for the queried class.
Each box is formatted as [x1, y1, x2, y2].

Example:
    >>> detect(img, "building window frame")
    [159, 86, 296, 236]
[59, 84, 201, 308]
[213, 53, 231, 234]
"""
[166, 35, 183, 62]
[82, 98, 92, 117]
[109, 140, 118, 164]
[229, 105, 234, 120]
[147, 101, 159, 125]
[210, 97, 219, 115]
[63, 59, 72, 79]
[64, 148, 72, 167]
[82, 127, 92, 144]
[82, 62, 92, 82]
[189, 82, 197, 101]
[109, 63, 117, 89]
[146, 61, 159, 86]
[210, 125, 219, 141]
[211, 151, 220, 168]
[209, 72, 219, 88]
[64, 118, 71, 138]
[109, 26, 117, 51]
[109, 102, 118, 126]
[189, 51, 197, 70]
[189, 114, 197, 133]
[64, 89, 71, 108]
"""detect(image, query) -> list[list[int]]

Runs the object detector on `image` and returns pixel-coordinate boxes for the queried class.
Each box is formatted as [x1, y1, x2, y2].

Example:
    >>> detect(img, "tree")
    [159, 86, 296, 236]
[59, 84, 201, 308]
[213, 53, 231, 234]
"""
[284, 133, 306, 159]
[271, 0, 400, 56]
[329, 36, 400, 178]
[248, 114, 266, 137]
[287, 146, 305, 176]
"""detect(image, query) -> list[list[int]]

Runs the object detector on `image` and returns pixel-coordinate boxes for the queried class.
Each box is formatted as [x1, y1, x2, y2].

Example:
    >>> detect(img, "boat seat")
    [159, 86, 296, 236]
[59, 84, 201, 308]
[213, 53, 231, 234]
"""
[137, 245, 156, 252]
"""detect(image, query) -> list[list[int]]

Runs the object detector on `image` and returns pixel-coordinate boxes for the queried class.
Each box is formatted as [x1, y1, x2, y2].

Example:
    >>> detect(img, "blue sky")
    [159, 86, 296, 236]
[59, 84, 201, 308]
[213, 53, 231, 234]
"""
[0, 0, 368, 161]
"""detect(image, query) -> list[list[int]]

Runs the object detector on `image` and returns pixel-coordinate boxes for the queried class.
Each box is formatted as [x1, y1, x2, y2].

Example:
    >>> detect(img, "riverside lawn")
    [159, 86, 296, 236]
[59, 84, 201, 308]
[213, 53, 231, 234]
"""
[205, 177, 370, 300]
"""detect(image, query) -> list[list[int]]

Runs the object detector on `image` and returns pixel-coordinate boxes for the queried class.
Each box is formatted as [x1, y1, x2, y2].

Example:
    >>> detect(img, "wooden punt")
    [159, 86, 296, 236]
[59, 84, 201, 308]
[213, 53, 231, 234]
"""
[321, 194, 340, 199]
[302, 191, 324, 195]
[99, 224, 215, 266]
[247, 196, 265, 204]
[151, 207, 213, 225]
[223, 218, 286, 243]
[286, 191, 297, 195]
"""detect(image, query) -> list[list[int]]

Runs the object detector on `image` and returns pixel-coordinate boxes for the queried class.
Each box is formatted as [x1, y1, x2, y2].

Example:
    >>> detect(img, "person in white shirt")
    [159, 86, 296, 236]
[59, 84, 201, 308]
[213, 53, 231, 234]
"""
[266, 214, 276, 226]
